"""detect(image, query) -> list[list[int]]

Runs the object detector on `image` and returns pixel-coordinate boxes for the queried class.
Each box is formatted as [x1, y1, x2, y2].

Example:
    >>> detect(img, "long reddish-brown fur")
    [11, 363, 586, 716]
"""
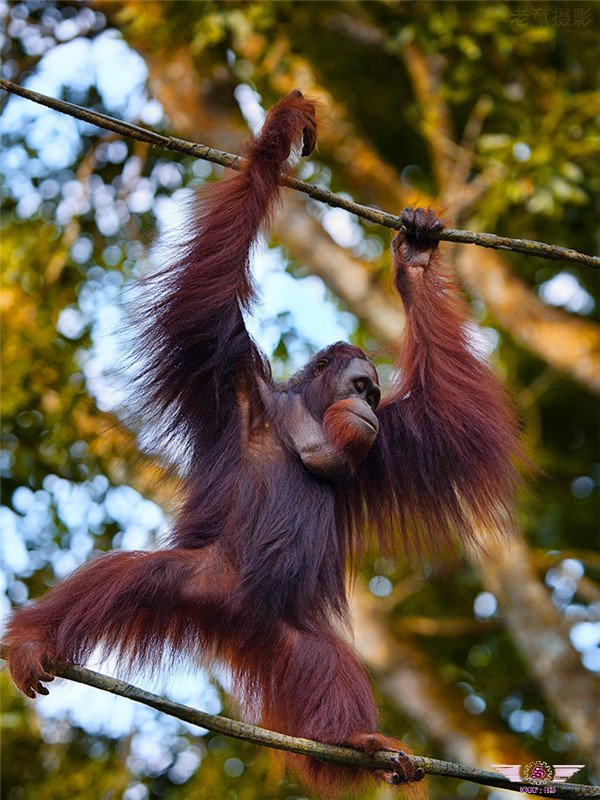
[341, 207, 522, 560]
[5, 96, 520, 799]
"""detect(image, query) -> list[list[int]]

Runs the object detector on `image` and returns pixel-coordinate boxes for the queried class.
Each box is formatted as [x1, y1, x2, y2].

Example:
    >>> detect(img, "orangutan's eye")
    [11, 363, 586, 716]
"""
[314, 359, 329, 375]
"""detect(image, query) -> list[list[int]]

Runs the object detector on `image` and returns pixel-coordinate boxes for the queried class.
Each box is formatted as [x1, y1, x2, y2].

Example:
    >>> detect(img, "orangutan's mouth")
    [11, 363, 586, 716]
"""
[349, 409, 379, 434]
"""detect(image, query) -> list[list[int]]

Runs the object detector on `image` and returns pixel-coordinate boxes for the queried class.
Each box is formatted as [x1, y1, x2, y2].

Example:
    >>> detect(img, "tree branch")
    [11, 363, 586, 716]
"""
[1, 78, 598, 270]
[254, 61, 600, 395]
[351, 589, 531, 767]
[0, 653, 595, 797]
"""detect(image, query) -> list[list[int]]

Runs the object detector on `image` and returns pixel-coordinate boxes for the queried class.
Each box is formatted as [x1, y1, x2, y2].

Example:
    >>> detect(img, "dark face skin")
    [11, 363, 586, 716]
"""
[284, 355, 381, 480]
[331, 357, 381, 432]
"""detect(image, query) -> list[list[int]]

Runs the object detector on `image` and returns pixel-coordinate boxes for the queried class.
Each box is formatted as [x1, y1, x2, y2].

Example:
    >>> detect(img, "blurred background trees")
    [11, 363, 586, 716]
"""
[1, 2, 599, 799]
